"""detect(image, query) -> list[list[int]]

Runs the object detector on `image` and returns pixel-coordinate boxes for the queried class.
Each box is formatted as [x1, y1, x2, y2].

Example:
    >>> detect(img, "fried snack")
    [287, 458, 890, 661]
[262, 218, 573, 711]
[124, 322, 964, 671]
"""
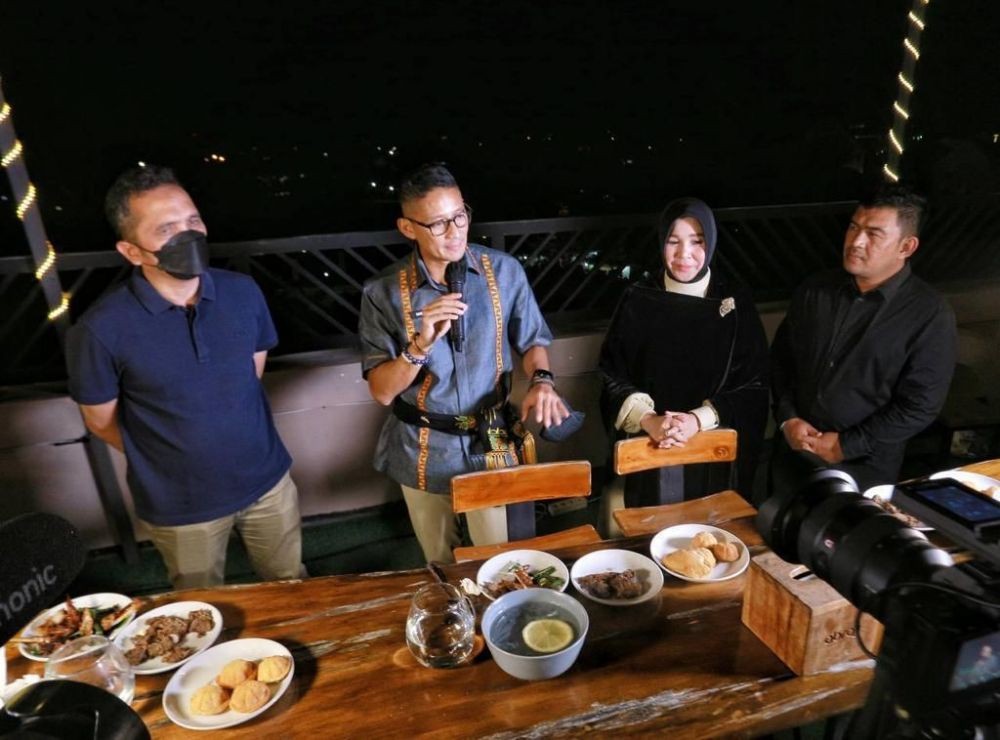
[257, 655, 292, 683]
[709, 541, 741, 562]
[662, 548, 714, 579]
[230, 679, 271, 713]
[217, 658, 257, 689]
[690, 546, 716, 570]
[189, 684, 230, 715]
[691, 531, 718, 549]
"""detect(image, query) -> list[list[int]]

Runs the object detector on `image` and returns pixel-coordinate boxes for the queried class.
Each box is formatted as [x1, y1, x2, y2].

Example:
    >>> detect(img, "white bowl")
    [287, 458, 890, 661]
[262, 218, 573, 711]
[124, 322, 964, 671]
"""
[649, 524, 750, 582]
[482, 589, 588, 681]
[570, 549, 663, 606]
[476, 549, 569, 595]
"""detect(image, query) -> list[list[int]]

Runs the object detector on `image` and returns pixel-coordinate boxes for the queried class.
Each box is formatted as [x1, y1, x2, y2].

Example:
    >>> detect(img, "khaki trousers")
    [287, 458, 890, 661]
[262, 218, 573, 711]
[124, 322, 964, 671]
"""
[401, 485, 508, 564]
[143, 471, 306, 590]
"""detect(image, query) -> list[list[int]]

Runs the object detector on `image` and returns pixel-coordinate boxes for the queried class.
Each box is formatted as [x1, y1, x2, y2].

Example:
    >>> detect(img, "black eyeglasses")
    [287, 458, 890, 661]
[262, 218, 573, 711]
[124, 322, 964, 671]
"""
[405, 205, 472, 237]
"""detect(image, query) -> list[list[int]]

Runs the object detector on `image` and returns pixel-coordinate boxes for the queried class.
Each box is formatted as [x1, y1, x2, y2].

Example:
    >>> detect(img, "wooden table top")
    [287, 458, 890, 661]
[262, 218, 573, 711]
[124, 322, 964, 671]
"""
[9, 460, 997, 738]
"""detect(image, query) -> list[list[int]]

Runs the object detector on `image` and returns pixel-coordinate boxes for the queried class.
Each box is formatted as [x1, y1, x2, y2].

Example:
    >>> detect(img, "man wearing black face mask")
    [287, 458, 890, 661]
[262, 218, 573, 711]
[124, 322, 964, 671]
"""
[65, 166, 305, 589]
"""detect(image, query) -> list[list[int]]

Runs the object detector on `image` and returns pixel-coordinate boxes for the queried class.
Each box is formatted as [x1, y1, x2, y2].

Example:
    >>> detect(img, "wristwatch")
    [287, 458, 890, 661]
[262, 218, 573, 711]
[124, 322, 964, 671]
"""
[531, 369, 555, 386]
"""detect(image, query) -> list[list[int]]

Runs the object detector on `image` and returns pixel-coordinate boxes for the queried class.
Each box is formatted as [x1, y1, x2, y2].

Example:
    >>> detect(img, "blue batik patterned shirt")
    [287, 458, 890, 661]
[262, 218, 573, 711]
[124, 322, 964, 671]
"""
[359, 244, 552, 493]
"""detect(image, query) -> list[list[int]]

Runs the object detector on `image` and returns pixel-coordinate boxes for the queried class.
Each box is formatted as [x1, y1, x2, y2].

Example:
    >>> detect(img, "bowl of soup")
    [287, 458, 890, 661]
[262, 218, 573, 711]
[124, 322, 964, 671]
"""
[481, 588, 588, 681]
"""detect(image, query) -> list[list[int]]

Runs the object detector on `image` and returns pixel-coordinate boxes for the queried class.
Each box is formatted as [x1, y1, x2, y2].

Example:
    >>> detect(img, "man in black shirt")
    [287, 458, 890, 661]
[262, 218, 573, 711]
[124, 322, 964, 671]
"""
[770, 185, 957, 494]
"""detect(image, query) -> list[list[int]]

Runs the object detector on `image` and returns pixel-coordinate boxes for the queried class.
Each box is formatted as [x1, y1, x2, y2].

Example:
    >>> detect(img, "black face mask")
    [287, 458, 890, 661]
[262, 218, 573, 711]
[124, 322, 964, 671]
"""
[142, 230, 210, 280]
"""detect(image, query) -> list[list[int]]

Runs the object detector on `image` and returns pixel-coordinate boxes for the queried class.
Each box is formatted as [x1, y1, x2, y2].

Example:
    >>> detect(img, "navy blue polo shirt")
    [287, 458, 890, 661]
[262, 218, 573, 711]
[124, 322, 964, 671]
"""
[66, 268, 292, 526]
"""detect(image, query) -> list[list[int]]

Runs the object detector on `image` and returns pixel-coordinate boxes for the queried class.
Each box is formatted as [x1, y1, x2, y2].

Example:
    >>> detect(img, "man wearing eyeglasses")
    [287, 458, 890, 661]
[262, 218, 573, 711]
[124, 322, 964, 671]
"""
[359, 163, 569, 563]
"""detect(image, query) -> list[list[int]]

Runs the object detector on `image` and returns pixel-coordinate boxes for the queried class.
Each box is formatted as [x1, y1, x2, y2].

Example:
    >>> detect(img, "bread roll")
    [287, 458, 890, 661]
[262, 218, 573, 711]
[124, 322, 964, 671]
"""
[691, 531, 718, 549]
[709, 541, 741, 562]
[189, 684, 230, 715]
[217, 658, 257, 689]
[230, 679, 271, 713]
[257, 655, 292, 683]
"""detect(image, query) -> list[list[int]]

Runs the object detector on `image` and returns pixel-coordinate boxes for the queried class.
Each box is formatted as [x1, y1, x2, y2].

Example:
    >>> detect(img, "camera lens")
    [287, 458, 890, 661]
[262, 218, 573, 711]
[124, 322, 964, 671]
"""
[757, 469, 951, 615]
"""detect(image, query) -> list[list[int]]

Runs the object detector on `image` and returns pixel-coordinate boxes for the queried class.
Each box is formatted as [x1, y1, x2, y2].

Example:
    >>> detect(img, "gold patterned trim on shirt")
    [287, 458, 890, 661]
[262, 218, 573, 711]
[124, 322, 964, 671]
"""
[479, 252, 505, 385]
[398, 265, 433, 490]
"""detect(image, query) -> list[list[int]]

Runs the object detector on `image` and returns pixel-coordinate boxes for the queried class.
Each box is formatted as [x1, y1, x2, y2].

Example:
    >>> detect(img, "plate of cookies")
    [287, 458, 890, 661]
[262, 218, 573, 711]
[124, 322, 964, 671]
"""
[162, 637, 295, 730]
[649, 524, 750, 583]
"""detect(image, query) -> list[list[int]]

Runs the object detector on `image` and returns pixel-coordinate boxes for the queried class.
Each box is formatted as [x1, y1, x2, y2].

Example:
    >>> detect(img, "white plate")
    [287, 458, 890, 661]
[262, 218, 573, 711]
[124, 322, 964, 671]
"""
[114, 601, 223, 675]
[476, 549, 569, 595]
[162, 637, 295, 730]
[649, 524, 750, 582]
[862, 485, 931, 531]
[570, 549, 663, 606]
[929, 470, 1000, 500]
[19, 593, 135, 662]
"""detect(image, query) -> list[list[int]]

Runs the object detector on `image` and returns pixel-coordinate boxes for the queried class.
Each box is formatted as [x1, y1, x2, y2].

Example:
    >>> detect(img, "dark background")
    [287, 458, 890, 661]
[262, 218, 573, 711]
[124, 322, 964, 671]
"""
[0, 1, 996, 253]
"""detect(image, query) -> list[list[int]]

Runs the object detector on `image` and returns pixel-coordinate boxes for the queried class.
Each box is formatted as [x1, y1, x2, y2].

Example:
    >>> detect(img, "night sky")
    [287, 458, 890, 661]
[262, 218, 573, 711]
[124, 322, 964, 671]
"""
[0, 1, 996, 254]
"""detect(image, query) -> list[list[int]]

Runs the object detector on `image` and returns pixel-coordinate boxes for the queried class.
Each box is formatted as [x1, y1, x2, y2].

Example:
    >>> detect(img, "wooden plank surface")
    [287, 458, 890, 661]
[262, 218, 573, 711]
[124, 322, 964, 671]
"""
[3, 484, 883, 739]
[451, 460, 591, 513]
[614, 490, 756, 537]
[614, 429, 737, 475]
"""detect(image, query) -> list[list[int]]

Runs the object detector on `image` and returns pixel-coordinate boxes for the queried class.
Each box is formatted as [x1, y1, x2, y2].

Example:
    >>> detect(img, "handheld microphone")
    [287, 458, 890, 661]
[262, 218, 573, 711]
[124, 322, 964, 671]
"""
[0, 513, 87, 644]
[445, 259, 467, 353]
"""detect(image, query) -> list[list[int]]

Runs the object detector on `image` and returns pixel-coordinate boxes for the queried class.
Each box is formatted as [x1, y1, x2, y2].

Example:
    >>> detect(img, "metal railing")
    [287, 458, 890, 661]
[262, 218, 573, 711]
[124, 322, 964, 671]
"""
[2, 197, 998, 387]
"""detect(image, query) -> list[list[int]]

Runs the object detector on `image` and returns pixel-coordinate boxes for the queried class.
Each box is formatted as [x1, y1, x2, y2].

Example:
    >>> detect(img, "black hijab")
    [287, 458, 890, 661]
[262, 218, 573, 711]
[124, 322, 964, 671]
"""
[657, 197, 717, 284]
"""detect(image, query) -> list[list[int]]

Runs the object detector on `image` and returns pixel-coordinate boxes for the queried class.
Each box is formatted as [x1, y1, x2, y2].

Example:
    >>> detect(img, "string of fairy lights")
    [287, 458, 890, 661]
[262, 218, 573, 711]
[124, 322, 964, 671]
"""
[0, 94, 70, 321]
[883, 0, 931, 183]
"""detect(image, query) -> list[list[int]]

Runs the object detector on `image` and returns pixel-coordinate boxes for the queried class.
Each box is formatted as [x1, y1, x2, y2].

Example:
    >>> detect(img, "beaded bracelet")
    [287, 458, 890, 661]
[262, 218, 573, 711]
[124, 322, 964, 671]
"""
[401, 346, 429, 366]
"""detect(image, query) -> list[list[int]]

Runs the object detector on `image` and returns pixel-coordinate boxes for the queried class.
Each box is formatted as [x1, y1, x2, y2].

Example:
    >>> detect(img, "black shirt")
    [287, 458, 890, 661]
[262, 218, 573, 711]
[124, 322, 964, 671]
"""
[771, 263, 956, 482]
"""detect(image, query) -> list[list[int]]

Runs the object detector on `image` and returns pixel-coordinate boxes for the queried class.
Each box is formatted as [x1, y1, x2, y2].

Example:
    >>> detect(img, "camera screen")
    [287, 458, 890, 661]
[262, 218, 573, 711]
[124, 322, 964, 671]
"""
[950, 631, 1000, 692]
[908, 483, 1000, 525]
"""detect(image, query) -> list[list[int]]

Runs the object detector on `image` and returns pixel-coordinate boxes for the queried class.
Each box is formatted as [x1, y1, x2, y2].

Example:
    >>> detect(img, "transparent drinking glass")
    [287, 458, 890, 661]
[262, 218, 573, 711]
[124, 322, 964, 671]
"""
[405, 583, 475, 668]
[44, 635, 135, 704]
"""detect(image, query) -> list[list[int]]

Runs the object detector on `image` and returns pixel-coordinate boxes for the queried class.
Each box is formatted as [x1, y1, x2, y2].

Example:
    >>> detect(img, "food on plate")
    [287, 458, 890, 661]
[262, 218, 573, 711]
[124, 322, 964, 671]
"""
[482, 562, 566, 597]
[20, 596, 138, 657]
[189, 683, 231, 715]
[217, 658, 257, 689]
[576, 569, 649, 600]
[662, 548, 715, 579]
[229, 679, 271, 713]
[709, 541, 741, 563]
[521, 619, 574, 654]
[123, 608, 216, 666]
[690, 531, 717, 549]
[871, 495, 925, 529]
[257, 655, 292, 683]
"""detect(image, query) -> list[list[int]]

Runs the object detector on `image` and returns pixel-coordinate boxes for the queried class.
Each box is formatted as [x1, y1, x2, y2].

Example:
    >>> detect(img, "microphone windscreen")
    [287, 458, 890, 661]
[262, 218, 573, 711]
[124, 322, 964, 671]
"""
[0, 513, 87, 643]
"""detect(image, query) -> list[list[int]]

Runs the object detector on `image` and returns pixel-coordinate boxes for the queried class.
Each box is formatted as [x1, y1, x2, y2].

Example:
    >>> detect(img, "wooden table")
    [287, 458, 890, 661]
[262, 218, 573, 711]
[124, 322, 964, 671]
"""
[11, 461, 998, 738]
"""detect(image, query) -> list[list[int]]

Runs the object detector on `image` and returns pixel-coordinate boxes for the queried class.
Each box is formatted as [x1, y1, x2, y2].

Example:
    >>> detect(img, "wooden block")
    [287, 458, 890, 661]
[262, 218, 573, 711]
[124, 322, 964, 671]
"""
[451, 461, 591, 514]
[740, 550, 883, 675]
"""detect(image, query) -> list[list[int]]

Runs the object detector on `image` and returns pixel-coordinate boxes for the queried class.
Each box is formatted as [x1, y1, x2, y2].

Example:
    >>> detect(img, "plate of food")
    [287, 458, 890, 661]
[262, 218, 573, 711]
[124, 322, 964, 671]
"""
[162, 637, 295, 730]
[570, 549, 663, 606]
[862, 484, 931, 530]
[476, 549, 569, 598]
[18, 593, 138, 661]
[114, 601, 223, 675]
[650, 524, 750, 582]
[929, 470, 1000, 500]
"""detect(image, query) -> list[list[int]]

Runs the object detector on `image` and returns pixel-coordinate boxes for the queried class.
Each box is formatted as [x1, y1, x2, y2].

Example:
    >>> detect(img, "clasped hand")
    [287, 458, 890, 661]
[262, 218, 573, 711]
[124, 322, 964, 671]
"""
[782, 417, 844, 463]
[640, 411, 699, 449]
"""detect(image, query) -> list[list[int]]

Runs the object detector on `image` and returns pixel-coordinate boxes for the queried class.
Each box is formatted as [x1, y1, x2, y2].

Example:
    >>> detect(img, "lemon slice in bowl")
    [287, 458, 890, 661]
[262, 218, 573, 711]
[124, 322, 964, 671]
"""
[522, 619, 574, 654]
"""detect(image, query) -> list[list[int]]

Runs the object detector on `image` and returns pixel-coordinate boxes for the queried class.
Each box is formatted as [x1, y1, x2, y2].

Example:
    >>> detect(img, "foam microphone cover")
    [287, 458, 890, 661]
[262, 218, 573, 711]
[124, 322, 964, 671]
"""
[0, 513, 87, 643]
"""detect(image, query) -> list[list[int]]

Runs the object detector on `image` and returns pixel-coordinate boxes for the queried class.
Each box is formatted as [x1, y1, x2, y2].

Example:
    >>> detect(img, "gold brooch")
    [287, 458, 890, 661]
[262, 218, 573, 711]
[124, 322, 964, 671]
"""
[720, 297, 735, 317]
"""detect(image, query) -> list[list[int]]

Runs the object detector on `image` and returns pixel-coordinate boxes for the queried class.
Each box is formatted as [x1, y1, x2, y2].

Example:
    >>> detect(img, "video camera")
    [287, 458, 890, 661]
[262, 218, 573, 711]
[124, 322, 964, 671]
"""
[757, 470, 1000, 738]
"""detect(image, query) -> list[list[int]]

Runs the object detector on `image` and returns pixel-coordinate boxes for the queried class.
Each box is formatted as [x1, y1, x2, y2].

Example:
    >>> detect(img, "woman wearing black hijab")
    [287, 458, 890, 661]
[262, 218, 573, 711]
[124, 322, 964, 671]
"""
[598, 197, 769, 519]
